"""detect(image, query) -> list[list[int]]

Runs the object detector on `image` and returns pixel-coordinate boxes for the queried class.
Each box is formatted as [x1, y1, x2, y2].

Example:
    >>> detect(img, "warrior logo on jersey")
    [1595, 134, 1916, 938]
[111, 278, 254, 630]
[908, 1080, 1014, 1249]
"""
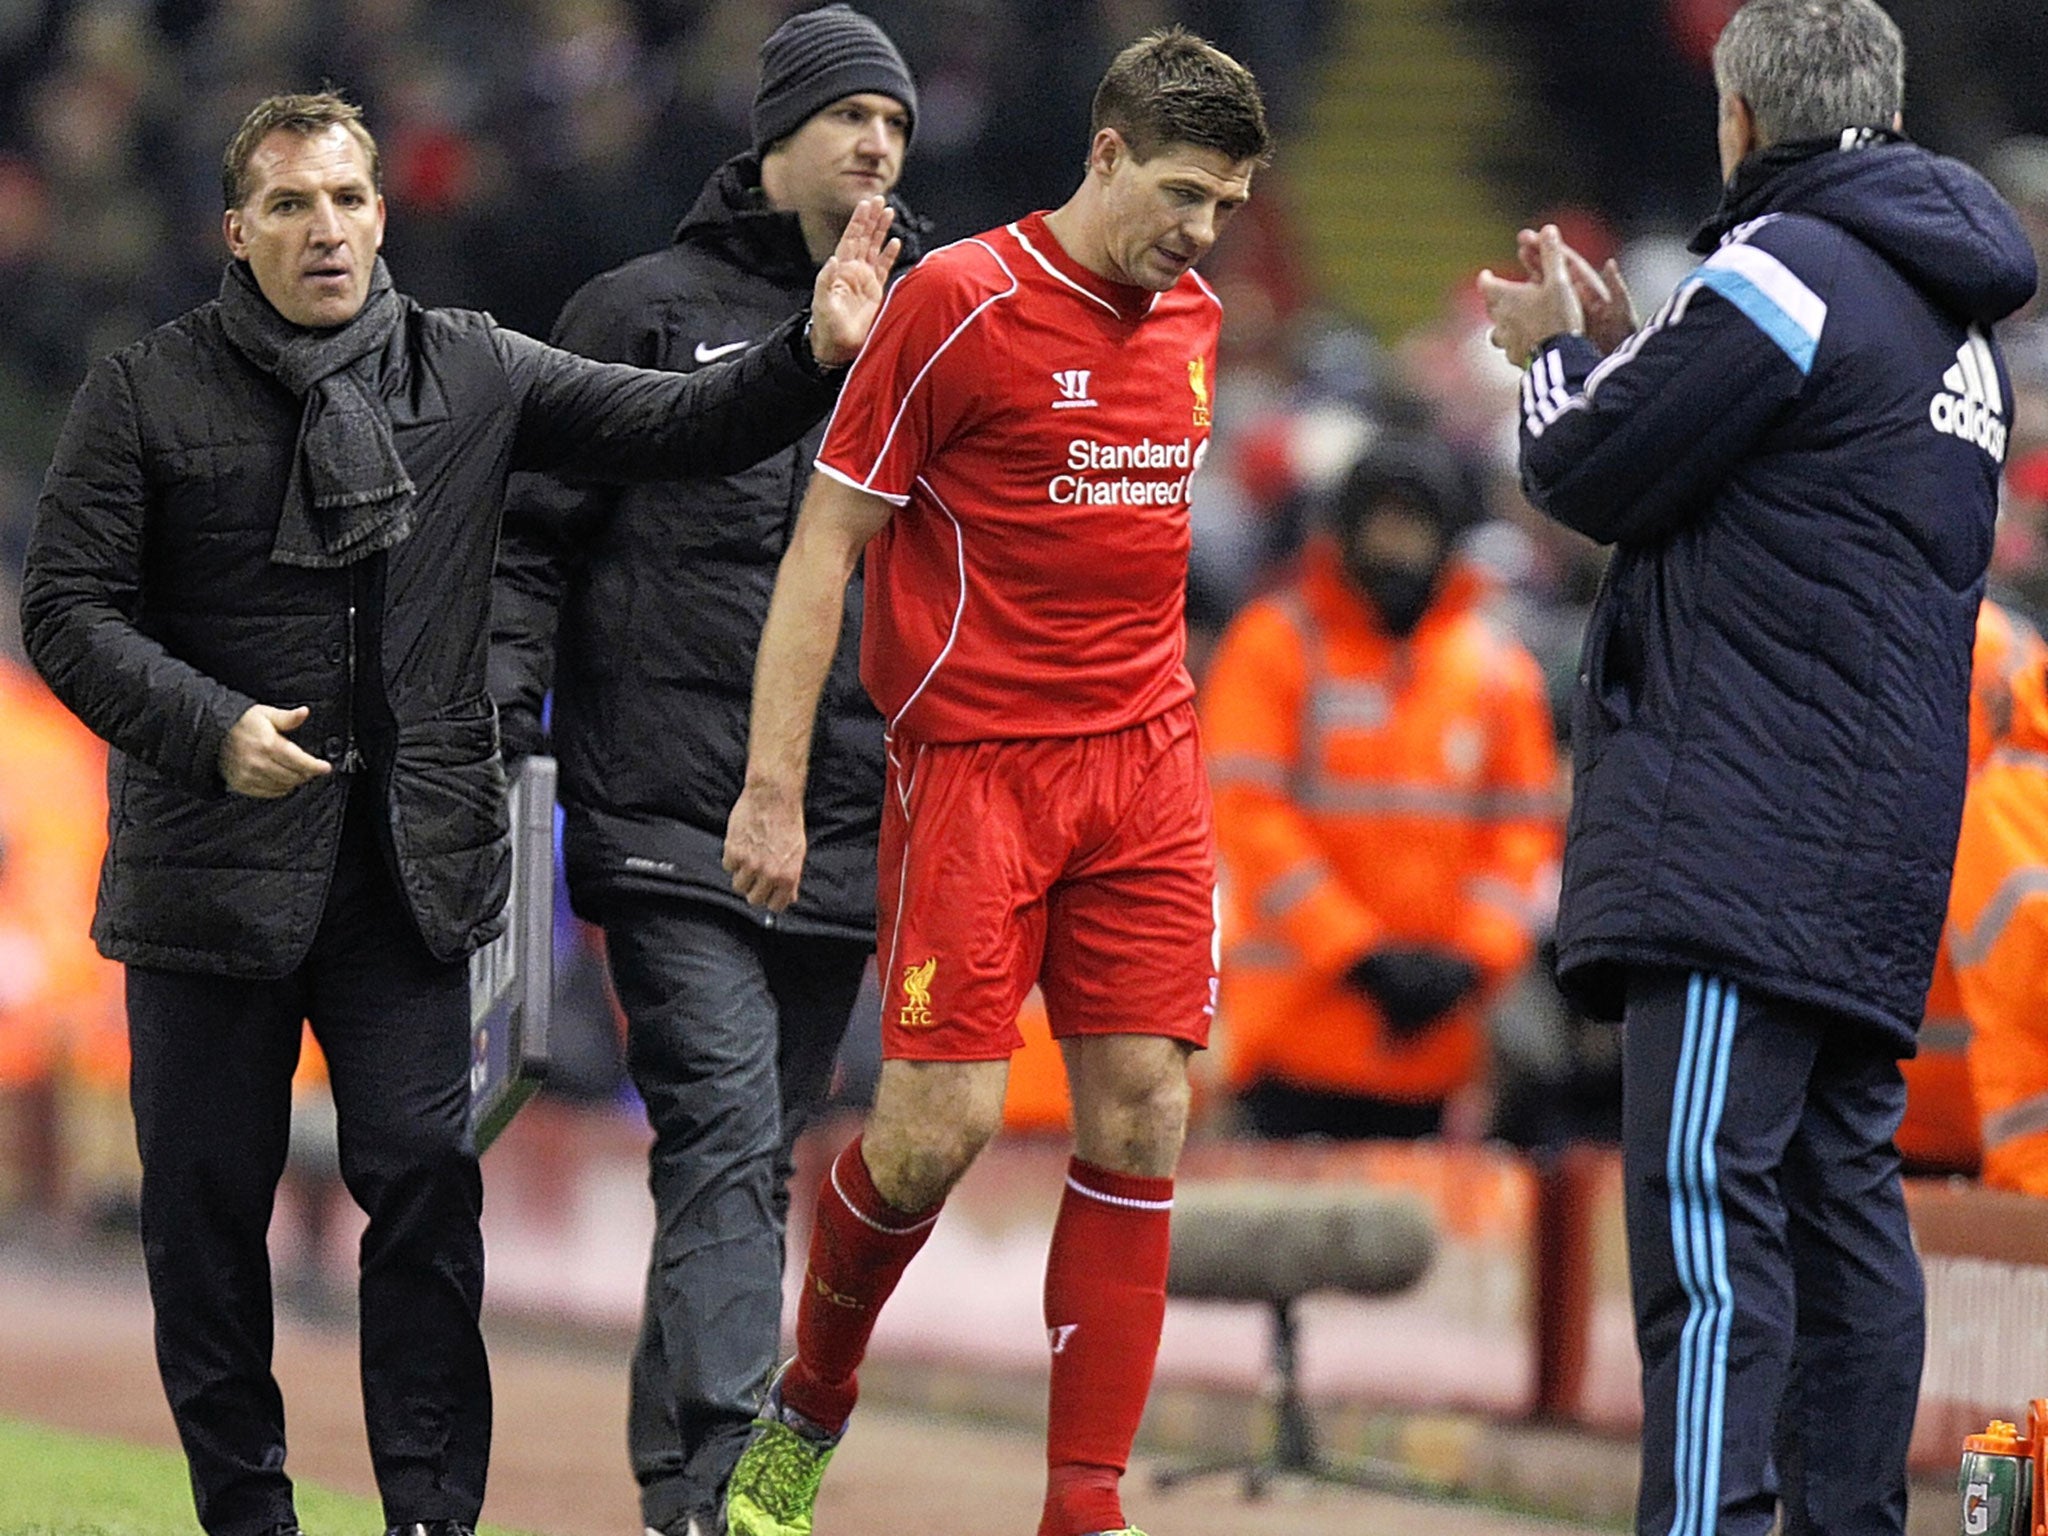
[899, 955, 938, 1029]
[1052, 369, 1098, 409]
[1188, 357, 1211, 427]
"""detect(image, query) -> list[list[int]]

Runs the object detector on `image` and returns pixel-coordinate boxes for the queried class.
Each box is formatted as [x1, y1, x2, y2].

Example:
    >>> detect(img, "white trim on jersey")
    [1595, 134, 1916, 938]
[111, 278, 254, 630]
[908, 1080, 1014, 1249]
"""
[1009, 222, 1124, 318]
[813, 459, 910, 507]
[847, 238, 1020, 500]
[878, 735, 926, 1005]
[886, 474, 970, 735]
[1187, 268, 1223, 311]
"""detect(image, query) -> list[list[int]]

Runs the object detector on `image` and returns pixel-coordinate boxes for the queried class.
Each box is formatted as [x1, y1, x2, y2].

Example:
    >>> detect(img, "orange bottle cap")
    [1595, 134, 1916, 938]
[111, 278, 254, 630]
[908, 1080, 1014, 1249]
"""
[1966, 1422, 2027, 1454]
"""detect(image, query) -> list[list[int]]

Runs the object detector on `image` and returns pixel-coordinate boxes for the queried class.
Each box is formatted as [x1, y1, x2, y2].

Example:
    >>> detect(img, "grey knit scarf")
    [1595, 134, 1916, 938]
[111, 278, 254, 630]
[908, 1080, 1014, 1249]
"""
[217, 256, 417, 568]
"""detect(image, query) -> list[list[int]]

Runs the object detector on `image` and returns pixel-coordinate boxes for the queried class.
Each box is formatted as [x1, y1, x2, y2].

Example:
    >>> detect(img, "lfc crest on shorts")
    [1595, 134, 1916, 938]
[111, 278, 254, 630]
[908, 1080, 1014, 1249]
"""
[1188, 357, 1211, 427]
[899, 955, 938, 1029]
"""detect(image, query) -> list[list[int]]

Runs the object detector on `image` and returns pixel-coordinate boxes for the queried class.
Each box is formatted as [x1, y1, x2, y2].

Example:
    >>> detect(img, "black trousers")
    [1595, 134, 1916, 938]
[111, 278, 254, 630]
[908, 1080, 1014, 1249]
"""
[126, 785, 488, 1536]
[1621, 968, 1921, 1536]
[601, 898, 867, 1529]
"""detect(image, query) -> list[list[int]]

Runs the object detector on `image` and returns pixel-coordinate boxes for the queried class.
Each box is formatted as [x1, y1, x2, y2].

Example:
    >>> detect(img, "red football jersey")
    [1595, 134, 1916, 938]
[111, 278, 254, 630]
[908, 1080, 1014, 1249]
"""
[817, 210, 1222, 743]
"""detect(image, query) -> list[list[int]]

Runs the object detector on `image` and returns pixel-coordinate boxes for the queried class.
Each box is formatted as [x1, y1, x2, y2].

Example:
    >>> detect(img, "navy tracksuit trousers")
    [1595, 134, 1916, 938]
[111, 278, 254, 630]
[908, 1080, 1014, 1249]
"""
[1622, 968, 1923, 1536]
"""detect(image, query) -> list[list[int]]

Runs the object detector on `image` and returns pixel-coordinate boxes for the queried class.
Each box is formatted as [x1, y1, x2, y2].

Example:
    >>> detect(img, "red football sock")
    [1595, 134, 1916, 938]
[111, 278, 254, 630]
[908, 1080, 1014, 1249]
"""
[781, 1137, 941, 1432]
[1039, 1157, 1175, 1536]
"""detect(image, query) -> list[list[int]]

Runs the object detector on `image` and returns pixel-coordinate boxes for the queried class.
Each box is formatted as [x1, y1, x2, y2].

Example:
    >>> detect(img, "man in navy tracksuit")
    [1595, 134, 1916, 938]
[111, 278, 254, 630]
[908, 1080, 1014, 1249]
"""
[1479, 2, 2037, 1533]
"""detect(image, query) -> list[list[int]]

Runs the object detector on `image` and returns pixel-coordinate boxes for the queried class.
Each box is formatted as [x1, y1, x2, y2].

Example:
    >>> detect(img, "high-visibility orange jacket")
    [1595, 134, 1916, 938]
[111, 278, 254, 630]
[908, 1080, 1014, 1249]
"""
[1002, 989, 1070, 1133]
[0, 658, 122, 1089]
[1898, 601, 2042, 1174]
[1949, 644, 2048, 1196]
[1202, 544, 1562, 1104]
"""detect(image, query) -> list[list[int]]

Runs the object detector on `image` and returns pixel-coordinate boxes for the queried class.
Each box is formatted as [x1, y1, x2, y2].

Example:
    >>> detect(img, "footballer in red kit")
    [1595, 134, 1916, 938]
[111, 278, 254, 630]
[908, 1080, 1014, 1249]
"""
[723, 27, 1270, 1536]
[816, 209, 1224, 1064]
[819, 209, 1217, 743]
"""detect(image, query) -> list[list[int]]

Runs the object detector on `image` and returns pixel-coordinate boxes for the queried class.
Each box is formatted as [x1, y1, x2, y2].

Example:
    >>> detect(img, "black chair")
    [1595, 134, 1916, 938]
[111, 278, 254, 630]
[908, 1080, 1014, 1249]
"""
[1153, 1181, 1439, 1499]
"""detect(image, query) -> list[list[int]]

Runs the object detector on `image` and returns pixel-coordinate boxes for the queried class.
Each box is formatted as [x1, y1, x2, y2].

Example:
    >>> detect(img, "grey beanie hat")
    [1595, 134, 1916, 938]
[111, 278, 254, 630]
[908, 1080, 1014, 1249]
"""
[752, 4, 917, 154]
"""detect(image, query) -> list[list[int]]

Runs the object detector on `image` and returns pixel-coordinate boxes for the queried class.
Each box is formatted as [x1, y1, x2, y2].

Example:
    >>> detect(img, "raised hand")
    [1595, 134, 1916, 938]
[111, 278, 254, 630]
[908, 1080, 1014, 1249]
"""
[219, 703, 334, 797]
[808, 195, 902, 367]
[1515, 226, 1639, 354]
[1478, 224, 1588, 368]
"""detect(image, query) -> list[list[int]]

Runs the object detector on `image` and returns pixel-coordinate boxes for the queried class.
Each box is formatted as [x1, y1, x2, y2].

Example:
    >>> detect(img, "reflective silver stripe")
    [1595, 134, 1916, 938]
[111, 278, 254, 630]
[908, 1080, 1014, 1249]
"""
[1277, 586, 1561, 827]
[1225, 937, 1298, 970]
[1209, 752, 1289, 791]
[1465, 873, 1550, 932]
[1918, 1015, 1973, 1055]
[1986, 746, 2048, 776]
[1309, 679, 1391, 731]
[1983, 1091, 2048, 1151]
[1294, 780, 1559, 820]
[1278, 592, 1330, 783]
[1259, 858, 1326, 922]
[1949, 866, 2048, 968]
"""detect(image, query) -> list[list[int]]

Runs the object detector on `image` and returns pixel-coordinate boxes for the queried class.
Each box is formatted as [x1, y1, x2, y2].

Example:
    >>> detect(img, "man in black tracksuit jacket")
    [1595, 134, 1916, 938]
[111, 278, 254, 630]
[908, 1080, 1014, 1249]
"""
[1479, 3, 2037, 1534]
[489, 10, 922, 1532]
[19, 91, 893, 1536]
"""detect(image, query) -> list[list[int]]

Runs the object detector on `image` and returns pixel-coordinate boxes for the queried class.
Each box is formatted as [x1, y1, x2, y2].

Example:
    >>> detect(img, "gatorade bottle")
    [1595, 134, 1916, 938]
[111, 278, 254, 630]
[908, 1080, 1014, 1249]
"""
[1960, 1421, 2033, 1536]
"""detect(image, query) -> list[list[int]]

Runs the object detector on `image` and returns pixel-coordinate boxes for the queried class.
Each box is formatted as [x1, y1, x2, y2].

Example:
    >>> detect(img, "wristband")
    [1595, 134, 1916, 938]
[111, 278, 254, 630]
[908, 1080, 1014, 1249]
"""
[800, 315, 850, 377]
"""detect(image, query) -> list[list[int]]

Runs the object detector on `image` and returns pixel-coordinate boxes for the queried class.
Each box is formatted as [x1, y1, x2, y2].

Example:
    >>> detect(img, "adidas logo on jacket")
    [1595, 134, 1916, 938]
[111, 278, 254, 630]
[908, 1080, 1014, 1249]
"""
[1931, 329, 2008, 459]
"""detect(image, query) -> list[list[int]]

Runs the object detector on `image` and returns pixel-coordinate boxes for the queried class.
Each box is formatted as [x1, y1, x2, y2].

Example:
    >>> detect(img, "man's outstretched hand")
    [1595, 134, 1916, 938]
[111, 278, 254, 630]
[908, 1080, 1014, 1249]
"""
[808, 195, 902, 367]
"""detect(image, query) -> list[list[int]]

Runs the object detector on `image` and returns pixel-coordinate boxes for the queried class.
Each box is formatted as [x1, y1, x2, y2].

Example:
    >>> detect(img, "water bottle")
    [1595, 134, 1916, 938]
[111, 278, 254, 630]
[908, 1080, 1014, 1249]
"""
[1961, 1421, 2034, 1536]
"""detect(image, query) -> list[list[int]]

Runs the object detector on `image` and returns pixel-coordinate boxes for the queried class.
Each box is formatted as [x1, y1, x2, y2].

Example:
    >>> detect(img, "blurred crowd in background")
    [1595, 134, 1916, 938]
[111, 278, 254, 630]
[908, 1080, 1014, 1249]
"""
[7, 0, 2048, 1230]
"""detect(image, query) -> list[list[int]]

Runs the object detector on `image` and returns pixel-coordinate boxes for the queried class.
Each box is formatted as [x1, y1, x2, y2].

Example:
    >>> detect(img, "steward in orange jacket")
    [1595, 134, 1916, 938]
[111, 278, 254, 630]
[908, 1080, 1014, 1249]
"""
[0, 655, 122, 1091]
[1948, 644, 2048, 1195]
[1897, 599, 2042, 1174]
[1203, 436, 1562, 1138]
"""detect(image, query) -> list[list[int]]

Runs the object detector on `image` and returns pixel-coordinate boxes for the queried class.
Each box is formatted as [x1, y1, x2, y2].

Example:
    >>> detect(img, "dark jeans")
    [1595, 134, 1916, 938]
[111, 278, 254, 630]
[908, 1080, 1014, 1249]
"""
[1622, 968, 1921, 1536]
[126, 787, 488, 1536]
[602, 898, 868, 1529]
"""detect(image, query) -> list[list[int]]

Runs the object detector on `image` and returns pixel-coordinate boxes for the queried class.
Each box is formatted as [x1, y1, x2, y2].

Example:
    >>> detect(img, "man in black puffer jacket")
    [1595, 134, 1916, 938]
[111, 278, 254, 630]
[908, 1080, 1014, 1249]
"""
[18, 90, 896, 1536]
[489, 9, 922, 1533]
[1478, 3, 2036, 1535]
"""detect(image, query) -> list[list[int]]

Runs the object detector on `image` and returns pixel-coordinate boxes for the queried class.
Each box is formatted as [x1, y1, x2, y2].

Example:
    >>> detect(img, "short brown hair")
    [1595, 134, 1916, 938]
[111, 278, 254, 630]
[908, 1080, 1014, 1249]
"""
[222, 91, 380, 210]
[1091, 27, 1271, 166]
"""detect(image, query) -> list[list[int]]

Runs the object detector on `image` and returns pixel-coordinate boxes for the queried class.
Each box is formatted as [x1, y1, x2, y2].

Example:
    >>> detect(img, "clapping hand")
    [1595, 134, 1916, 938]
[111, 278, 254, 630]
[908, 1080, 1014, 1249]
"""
[1479, 223, 1633, 368]
[1514, 225, 1638, 354]
[808, 195, 902, 368]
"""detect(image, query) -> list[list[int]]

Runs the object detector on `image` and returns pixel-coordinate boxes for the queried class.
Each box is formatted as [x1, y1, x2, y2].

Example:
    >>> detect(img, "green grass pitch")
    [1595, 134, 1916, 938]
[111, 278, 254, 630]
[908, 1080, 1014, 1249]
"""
[0, 1418, 541, 1536]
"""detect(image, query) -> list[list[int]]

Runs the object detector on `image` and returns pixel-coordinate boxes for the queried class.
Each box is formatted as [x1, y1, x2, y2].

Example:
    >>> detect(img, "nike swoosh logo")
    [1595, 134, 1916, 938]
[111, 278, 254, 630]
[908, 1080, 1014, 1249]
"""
[693, 340, 749, 364]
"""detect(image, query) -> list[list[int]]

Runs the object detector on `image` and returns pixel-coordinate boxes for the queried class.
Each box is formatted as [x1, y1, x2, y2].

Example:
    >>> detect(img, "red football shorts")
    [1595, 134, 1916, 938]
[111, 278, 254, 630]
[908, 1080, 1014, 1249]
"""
[875, 702, 1218, 1060]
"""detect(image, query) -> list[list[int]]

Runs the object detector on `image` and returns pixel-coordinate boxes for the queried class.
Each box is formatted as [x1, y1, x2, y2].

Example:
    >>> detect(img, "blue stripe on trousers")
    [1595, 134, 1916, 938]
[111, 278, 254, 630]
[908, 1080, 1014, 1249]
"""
[1666, 973, 1739, 1536]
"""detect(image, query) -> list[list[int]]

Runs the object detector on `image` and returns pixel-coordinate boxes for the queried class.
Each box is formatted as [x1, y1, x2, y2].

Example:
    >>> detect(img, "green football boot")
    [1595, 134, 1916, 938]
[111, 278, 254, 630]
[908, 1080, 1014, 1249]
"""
[724, 1363, 844, 1536]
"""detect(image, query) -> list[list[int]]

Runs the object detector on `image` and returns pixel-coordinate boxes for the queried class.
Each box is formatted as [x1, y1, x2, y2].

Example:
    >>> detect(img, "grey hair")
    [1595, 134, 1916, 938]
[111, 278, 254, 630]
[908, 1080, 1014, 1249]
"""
[1712, 0, 1904, 148]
